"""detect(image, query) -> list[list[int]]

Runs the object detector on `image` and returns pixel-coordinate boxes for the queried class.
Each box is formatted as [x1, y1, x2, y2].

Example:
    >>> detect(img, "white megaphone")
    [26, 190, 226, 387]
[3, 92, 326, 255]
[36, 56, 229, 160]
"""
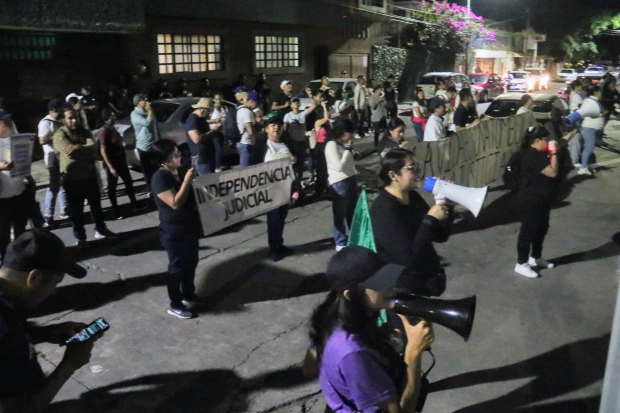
[424, 177, 488, 217]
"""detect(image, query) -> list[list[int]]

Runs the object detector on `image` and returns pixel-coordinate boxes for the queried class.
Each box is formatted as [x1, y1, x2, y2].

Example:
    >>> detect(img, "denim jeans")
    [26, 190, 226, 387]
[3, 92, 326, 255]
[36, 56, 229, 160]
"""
[329, 176, 359, 247]
[267, 204, 289, 251]
[160, 227, 199, 309]
[196, 162, 214, 175]
[236, 142, 254, 167]
[62, 177, 107, 241]
[44, 161, 67, 218]
[413, 121, 425, 143]
[568, 131, 583, 164]
[580, 127, 602, 168]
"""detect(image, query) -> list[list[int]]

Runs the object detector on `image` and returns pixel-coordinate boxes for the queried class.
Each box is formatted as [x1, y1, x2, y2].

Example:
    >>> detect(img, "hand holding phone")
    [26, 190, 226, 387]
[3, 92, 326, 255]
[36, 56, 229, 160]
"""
[64, 318, 109, 345]
[548, 140, 557, 154]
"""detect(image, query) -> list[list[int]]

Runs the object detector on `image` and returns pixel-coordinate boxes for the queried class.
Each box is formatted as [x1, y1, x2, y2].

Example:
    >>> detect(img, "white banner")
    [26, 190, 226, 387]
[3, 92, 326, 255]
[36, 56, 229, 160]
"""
[10, 134, 34, 178]
[193, 159, 294, 236]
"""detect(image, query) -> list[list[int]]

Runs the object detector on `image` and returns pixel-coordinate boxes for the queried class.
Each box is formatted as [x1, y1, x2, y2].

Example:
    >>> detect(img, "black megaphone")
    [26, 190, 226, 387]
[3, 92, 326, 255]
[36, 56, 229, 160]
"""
[393, 293, 477, 341]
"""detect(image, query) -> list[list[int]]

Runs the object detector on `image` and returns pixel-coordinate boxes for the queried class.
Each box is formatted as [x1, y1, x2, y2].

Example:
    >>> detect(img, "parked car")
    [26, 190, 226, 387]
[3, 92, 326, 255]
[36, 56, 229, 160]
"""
[525, 68, 550, 90]
[584, 65, 607, 74]
[484, 92, 569, 138]
[506, 71, 534, 93]
[298, 78, 358, 108]
[469, 73, 505, 102]
[557, 68, 577, 82]
[416, 72, 469, 98]
[114, 97, 236, 167]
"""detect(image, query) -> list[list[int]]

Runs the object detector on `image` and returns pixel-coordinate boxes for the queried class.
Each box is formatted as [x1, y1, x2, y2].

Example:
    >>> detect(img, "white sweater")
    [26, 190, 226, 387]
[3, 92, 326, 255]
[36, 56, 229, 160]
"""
[325, 140, 357, 185]
[579, 97, 604, 130]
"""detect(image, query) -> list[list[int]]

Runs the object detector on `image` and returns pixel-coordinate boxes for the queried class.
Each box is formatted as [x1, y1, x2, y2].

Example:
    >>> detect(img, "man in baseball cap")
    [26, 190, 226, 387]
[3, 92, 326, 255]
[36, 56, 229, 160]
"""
[272, 80, 293, 118]
[0, 230, 99, 412]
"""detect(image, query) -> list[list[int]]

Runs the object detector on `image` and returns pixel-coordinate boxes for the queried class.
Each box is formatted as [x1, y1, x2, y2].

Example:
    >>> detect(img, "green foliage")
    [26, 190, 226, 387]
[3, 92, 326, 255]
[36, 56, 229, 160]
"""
[372, 46, 407, 85]
[562, 12, 620, 61]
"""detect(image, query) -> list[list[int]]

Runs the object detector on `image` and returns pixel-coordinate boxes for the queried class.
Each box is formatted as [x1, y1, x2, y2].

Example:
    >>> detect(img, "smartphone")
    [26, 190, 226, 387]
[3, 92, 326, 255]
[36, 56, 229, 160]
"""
[548, 140, 557, 153]
[65, 318, 110, 345]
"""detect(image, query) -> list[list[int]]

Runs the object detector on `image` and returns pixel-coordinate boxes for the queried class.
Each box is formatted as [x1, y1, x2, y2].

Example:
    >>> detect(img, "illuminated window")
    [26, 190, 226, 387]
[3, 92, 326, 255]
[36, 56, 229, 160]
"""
[0, 33, 55, 60]
[157, 34, 223, 74]
[254, 36, 300, 69]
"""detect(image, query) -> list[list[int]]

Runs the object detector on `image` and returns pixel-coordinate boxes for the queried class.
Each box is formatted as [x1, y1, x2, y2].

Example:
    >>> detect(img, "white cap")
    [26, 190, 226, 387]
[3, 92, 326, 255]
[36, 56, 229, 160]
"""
[65, 93, 83, 102]
[280, 80, 292, 88]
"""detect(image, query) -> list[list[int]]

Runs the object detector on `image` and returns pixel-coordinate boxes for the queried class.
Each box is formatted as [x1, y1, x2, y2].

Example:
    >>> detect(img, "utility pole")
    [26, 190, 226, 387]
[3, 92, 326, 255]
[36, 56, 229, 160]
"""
[466, 0, 471, 75]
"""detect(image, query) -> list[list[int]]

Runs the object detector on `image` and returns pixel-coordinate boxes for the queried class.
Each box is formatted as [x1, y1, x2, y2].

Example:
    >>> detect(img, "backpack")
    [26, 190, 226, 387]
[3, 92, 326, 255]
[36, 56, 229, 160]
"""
[503, 149, 525, 191]
[222, 107, 242, 143]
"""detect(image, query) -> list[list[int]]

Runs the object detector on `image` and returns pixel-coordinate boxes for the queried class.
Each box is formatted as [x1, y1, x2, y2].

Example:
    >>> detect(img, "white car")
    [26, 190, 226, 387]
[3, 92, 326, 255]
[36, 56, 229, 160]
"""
[506, 71, 534, 93]
[417, 72, 469, 98]
[557, 68, 577, 82]
[584, 65, 607, 74]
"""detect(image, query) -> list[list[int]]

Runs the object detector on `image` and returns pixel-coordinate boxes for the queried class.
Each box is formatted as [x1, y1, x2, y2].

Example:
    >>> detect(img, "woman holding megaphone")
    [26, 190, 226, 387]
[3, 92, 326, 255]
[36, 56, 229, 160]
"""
[370, 148, 451, 296]
[308, 246, 434, 413]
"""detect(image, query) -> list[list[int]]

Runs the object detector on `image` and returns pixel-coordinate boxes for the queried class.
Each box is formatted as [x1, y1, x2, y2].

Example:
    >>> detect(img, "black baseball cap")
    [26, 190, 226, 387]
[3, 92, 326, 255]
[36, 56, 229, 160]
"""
[4, 230, 87, 279]
[428, 97, 447, 112]
[0, 112, 12, 121]
[326, 246, 405, 291]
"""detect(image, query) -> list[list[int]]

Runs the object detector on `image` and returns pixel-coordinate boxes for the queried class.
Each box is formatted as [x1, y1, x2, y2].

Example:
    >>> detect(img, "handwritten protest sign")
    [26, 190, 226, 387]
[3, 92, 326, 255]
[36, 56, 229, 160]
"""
[10, 134, 34, 178]
[193, 159, 294, 236]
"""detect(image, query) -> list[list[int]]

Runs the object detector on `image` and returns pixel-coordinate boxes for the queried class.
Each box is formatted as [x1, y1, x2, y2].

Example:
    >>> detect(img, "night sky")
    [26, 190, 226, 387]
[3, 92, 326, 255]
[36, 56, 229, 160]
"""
[453, 0, 620, 60]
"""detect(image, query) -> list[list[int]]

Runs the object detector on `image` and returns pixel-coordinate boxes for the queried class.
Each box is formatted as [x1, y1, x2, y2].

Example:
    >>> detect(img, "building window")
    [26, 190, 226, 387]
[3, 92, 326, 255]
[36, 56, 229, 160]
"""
[339, 20, 370, 39]
[254, 36, 300, 69]
[360, 0, 385, 9]
[0, 33, 55, 60]
[157, 34, 223, 74]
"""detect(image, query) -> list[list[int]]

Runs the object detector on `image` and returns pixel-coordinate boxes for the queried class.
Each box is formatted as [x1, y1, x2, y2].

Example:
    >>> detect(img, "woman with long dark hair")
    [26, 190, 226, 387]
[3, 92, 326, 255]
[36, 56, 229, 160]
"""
[309, 246, 433, 413]
[370, 149, 450, 296]
[325, 119, 359, 251]
[151, 140, 202, 319]
[411, 89, 428, 143]
[378, 117, 408, 158]
[516, 94, 533, 115]
[97, 108, 140, 219]
[514, 126, 576, 278]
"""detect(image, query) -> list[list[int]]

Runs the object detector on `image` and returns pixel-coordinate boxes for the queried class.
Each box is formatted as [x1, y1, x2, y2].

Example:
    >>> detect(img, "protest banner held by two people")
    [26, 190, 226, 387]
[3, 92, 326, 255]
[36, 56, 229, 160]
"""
[193, 158, 294, 236]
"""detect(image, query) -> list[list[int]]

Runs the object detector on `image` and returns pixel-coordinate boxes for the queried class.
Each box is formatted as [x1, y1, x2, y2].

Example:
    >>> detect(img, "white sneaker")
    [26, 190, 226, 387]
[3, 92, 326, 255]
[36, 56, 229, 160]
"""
[514, 263, 539, 278]
[577, 168, 593, 176]
[572, 163, 581, 168]
[335, 245, 347, 252]
[528, 257, 555, 269]
[354, 134, 362, 139]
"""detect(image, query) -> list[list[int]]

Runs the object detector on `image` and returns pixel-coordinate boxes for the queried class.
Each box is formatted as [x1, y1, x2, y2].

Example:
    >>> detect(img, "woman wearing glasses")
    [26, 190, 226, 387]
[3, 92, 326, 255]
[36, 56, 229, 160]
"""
[151, 140, 202, 319]
[370, 149, 451, 296]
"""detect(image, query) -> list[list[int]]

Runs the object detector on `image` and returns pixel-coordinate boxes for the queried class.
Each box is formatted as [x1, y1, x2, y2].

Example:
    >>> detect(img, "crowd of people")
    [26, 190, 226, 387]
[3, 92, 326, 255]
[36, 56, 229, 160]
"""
[0, 69, 618, 412]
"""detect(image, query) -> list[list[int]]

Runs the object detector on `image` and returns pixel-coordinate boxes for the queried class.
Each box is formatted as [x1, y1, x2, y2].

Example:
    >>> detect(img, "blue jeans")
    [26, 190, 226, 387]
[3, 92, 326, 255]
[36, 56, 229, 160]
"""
[44, 162, 67, 218]
[580, 127, 602, 168]
[329, 176, 359, 247]
[160, 227, 199, 309]
[196, 162, 214, 175]
[236, 142, 254, 167]
[267, 204, 289, 251]
[413, 121, 425, 143]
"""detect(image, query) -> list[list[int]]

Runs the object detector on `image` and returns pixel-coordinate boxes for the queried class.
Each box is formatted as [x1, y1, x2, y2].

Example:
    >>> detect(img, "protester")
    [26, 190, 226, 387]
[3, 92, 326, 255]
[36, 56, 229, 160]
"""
[412, 88, 429, 142]
[0, 230, 99, 412]
[211, 93, 229, 171]
[283, 98, 308, 182]
[272, 80, 294, 118]
[308, 246, 434, 413]
[66, 96, 90, 132]
[319, 77, 335, 107]
[305, 90, 328, 189]
[131, 94, 158, 192]
[424, 97, 447, 142]
[186, 98, 221, 175]
[453, 89, 480, 132]
[254, 73, 269, 96]
[79, 85, 98, 130]
[54, 109, 116, 248]
[334, 88, 355, 120]
[377, 117, 408, 158]
[369, 86, 388, 148]
[255, 118, 295, 261]
[435, 81, 447, 97]
[0, 114, 31, 261]
[97, 109, 140, 219]
[443, 86, 458, 125]
[157, 79, 173, 99]
[517, 94, 534, 115]
[197, 78, 215, 98]
[568, 80, 584, 166]
[578, 85, 604, 176]
[236, 91, 261, 167]
[174, 78, 193, 97]
[231, 74, 247, 93]
[106, 87, 133, 119]
[38, 99, 68, 227]
[370, 148, 450, 296]
[312, 99, 331, 198]
[569, 80, 584, 112]
[151, 140, 202, 319]
[325, 119, 359, 251]
[353, 75, 369, 137]
[513, 127, 576, 278]
[601, 76, 619, 127]
[383, 79, 398, 121]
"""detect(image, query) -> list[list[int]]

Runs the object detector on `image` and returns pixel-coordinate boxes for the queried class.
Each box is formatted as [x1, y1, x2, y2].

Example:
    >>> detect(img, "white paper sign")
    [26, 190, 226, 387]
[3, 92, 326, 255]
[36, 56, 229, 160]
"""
[193, 159, 294, 236]
[10, 134, 34, 178]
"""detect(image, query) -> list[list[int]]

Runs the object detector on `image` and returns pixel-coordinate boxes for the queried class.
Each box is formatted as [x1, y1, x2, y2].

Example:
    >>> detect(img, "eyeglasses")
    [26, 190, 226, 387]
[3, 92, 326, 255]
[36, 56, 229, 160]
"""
[402, 162, 421, 173]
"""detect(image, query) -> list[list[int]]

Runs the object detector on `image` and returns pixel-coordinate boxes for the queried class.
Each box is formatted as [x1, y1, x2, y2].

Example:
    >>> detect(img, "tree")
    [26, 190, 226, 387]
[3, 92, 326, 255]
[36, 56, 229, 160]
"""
[562, 12, 620, 62]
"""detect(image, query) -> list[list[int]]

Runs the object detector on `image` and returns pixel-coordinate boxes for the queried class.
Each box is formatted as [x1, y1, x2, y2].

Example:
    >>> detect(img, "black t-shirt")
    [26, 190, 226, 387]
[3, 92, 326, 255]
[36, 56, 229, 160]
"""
[519, 147, 555, 203]
[454, 105, 476, 128]
[377, 135, 402, 158]
[274, 93, 292, 117]
[305, 106, 325, 132]
[151, 168, 202, 232]
[0, 288, 45, 401]
[185, 113, 214, 165]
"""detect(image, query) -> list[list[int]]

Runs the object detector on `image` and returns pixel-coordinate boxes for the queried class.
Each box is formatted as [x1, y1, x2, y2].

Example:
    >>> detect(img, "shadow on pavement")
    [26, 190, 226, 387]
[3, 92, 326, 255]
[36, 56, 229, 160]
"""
[429, 334, 609, 413]
[552, 240, 620, 267]
[48, 365, 313, 413]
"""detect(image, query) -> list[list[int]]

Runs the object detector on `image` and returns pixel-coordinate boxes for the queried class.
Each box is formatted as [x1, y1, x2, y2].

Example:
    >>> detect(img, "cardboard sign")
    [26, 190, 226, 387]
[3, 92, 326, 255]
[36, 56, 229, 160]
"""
[193, 159, 294, 236]
[10, 134, 34, 178]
